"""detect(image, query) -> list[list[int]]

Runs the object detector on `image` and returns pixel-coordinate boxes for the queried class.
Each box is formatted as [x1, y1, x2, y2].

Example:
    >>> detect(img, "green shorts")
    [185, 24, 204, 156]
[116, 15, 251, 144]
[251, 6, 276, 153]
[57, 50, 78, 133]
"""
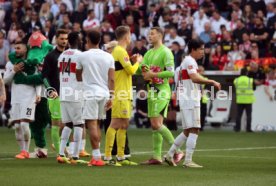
[148, 98, 169, 118]
[48, 97, 61, 120]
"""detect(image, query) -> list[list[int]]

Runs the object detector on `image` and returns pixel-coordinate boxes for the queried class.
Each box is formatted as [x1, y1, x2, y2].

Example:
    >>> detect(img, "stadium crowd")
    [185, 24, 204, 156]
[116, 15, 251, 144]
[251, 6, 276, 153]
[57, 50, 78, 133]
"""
[0, 0, 276, 71]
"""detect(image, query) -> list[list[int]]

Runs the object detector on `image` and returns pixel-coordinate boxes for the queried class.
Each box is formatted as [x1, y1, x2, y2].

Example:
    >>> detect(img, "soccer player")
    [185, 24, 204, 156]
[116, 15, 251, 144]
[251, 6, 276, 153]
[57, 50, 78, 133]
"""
[56, 32, 86, 164]
[42, 29, 68, 154]
[137, 27, 178, 165]
[164, 39, 221, 168]
[4, 41, 41, 159]
[76, 29, 115, 166]
[104, 26, 142, 166]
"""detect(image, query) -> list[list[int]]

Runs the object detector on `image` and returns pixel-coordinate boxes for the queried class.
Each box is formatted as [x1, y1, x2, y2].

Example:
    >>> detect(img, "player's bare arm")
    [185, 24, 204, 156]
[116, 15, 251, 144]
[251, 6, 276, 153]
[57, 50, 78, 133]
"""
[189, 73, 221, 90]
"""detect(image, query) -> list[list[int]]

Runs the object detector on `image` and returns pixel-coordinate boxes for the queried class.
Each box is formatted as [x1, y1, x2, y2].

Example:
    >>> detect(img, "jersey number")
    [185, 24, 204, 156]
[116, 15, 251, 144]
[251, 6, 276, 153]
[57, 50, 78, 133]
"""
[61, 58, 71, 75]
[26, 108, 32, 116]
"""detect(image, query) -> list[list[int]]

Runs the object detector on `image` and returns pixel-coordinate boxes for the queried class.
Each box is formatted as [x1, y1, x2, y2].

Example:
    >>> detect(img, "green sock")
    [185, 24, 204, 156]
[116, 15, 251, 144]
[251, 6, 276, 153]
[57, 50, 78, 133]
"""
[152, 130, 163, 160]
[51, 126, 60, 153]
[158, 125, 175, 146]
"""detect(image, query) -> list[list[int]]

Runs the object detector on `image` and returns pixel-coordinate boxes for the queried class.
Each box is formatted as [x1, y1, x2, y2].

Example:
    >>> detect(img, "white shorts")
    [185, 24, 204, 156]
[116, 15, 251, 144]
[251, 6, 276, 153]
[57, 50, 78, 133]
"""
[60, 101, 84, 125]
[82, 98, 108, 120]
[181, 107, 201, 129]
[11, 103, 36, 121]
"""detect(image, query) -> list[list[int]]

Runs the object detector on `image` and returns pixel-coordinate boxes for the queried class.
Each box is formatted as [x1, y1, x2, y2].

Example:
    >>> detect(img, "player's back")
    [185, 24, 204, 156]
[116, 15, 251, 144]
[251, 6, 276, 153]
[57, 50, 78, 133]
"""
[58, 48, 82, 101]
[112, 45, 132, 100]
[79, 49, 114, 98]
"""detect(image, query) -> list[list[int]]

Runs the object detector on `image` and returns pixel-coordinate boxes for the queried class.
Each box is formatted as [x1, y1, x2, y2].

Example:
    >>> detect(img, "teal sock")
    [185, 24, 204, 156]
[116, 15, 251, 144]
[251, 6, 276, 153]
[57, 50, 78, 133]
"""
[158, 125, 175, 146]
[152, 130, 163, 160]
[51, 126, 60, 153]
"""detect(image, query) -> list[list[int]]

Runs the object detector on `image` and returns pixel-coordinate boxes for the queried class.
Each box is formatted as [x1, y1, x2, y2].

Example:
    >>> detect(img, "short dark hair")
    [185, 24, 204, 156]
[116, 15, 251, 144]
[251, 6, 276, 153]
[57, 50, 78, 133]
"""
[87, 9, 94, 15]
[188, 39, 204, 53]
[55, 29, 68, 38]
[115, 26, 130, 40]
[150, 27, 164, 36]
[87, 29, 101, 45]
[68, 32, 80, 46]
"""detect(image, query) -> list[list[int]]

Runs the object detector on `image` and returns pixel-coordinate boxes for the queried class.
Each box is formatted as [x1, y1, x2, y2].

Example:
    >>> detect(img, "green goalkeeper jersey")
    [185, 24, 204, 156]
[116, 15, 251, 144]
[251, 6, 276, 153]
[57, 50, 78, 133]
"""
[137, 45, 174, 100]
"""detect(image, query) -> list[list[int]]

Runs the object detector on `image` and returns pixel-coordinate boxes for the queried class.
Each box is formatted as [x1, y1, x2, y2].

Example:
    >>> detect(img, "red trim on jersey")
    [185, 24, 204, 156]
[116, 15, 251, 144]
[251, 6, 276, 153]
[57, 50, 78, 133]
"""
[217, 108, 227, 111]
[181, 69, 190, 80]
[59, 62, 77, 73]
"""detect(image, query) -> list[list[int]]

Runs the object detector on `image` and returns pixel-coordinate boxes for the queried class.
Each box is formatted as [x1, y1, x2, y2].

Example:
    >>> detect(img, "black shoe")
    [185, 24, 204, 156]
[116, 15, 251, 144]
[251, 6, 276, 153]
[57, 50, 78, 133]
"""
[246, 129, 253, 133]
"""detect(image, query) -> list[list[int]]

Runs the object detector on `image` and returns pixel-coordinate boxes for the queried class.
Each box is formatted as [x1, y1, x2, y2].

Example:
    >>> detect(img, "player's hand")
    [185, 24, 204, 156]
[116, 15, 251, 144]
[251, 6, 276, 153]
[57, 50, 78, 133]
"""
[49, 91, 58, 99]
[35, 96, 41, 104]
[105, 99, 112, 111]
[13, 62, 24, 73]
[142, 70, 155, 81]
[212, 81, 221, 90]
[0, 95, 6, 105]
[131, 54, 143, 64]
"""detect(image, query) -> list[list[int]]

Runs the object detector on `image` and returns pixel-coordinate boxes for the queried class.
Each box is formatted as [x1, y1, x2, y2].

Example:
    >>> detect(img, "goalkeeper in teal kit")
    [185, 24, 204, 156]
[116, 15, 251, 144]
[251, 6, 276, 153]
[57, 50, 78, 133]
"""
[138, 27, 184, 165]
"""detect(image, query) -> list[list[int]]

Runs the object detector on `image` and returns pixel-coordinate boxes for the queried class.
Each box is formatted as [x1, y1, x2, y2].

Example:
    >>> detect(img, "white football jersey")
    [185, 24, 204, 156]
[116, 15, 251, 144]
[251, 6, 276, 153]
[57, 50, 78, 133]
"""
[76, 48, 115, 99]
[177, 55, 201, 109]
[4, 62, 38, 104]
[58, 48, 83, 102]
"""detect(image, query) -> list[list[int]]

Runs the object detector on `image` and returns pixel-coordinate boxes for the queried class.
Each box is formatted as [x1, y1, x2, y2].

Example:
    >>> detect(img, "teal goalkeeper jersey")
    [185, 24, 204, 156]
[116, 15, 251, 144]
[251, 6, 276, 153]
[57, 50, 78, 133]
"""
[137, 45, 174, 100]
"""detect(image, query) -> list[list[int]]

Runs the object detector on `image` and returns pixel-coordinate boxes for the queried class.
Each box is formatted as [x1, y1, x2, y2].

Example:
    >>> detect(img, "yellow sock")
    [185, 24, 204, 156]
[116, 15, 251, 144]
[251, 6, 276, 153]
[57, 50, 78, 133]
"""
[116, 129, 126, 159]
[104, 127, 116, 158]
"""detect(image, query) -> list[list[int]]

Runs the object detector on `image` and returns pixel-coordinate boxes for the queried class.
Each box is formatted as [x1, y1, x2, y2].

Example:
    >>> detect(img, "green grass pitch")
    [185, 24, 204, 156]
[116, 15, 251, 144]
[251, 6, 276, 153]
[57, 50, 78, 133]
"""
[0, 128, 276, 186]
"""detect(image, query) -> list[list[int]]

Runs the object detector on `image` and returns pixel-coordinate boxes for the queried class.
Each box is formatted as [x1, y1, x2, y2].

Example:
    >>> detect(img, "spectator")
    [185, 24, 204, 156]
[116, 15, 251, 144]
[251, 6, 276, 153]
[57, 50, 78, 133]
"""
[233, 19, 248, 44]
[266, 3, 275, 20]
[0, 29, 9, 69]
[248, 0, 267, 15]
[264, 68, 276, 101]
[125, 15, 140, 39]
[134, 90, 150, 129]
[50, 0, 61, 19]
[7, 23, 18, 44]
[164, 27, 185, 49]
[22, 8, 32, 24]
[171, 41, 183, 69]
[251, 42, 260, 59]
[239, 33, 252, 58]
[271, 22, 276, 57]
[227, 42, 245, 71]
[210, 44, 229, 70]
[158, 12, 172, 28]
[24, 11, 43, 34]
[229, 11, 239, 32]
[59, 12, 72, 29]
[210, 10, 230, 34]
[4, 0, 24, 32]
[242, 4, 255, 30]
[56, 3, 68, 27]
[250, 17, 269, 57]
[267, 4, 276, 39]
[70, 1, 87, 25]
[178, 19, 192, 44]
[208, 31, 218, 49]
[198, 42, 211, 70]
[193, 7, 209, 36]
[242, 61, 266, 86]
[132, 39, 147, 56]
[148, 4, 160, 27]
[106, 5, 123, 30]
[43, 20, 56, 44]
[83, 9, 100, 32]
[199, 22, 212, 44]
[221, 31, 233, 54]
[39, 2, 54, 27]
[90, 0, 105, 22]
[138, 18, 150, 40]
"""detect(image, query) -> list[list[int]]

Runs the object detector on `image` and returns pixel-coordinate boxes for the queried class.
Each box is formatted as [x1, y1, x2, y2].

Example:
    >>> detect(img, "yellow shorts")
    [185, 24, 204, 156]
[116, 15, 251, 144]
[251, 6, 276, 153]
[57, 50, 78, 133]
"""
[111, 99, 132, 119]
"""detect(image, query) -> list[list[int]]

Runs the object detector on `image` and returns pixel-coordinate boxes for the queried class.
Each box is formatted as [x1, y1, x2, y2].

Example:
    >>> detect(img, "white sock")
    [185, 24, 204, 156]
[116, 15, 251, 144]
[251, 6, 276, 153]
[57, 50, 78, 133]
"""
[14, 123, 24, 151]
[73, 127, 83, 158]
[184, 133, 198, 163]
[21, 122, 30, 152]
[168, 132, 187, 157]
[92, 149, 101, 160]
[68, 142, 75, 156]
[79, 139, 86, 152]
[59, 126, 72, 156]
